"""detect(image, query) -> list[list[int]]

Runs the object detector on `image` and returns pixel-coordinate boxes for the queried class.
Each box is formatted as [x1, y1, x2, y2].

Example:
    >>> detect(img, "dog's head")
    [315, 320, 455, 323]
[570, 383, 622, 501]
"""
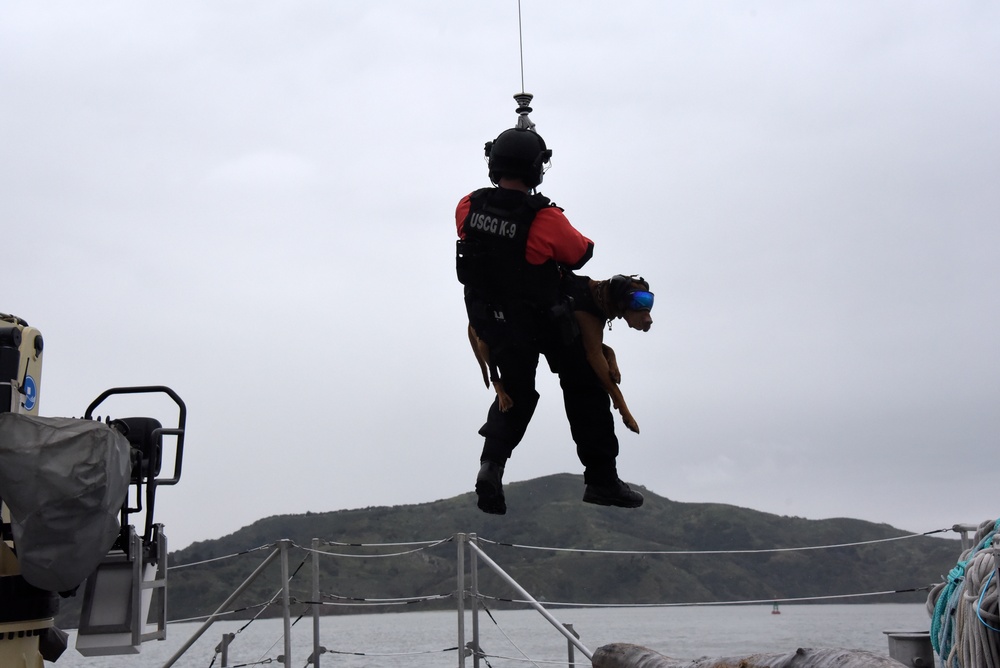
[609, 274, 654, 332]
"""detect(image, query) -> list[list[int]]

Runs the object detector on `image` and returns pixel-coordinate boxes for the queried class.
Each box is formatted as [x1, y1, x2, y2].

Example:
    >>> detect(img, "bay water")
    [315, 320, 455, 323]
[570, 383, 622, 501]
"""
[57, 603, 930, 667]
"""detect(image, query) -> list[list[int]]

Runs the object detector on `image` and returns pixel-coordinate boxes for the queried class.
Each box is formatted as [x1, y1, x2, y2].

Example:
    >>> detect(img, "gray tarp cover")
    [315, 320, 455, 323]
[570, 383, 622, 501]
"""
[0, 413, 131, 592]
[592, 643, 908, 668]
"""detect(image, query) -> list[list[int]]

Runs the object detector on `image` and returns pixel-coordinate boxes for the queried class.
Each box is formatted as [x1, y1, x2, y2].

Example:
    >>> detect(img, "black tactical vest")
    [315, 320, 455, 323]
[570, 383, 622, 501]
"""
[457, 187, 561, 307]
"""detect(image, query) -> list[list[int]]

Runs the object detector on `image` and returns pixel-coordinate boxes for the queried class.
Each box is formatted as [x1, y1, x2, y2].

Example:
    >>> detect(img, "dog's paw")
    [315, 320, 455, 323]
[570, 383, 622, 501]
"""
[623, 414, 640, 434]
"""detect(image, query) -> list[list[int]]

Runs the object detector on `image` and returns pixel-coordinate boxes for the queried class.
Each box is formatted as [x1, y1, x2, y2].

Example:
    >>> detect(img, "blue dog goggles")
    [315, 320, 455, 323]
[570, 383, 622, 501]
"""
[627, 290, 654, 311]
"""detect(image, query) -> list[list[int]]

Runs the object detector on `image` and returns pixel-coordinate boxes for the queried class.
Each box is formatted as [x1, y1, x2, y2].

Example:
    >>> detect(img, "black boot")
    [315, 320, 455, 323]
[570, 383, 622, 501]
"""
[583, 479, 643, 508]
[475, 461, 506, 515]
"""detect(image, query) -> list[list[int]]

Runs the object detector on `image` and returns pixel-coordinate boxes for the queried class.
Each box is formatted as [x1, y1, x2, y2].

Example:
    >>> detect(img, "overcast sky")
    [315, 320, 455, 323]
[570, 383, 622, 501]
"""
[2, 2, 997, 552]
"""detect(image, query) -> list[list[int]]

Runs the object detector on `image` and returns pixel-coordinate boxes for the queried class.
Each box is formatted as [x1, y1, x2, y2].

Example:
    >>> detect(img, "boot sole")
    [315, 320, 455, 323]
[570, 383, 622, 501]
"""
[475, 481, 507, 515]
[582, 492, 643, 508]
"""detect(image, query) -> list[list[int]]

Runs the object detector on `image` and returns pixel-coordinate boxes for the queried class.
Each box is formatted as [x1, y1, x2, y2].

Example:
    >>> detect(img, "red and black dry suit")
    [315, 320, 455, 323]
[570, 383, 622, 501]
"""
[456, 186, 624, 486]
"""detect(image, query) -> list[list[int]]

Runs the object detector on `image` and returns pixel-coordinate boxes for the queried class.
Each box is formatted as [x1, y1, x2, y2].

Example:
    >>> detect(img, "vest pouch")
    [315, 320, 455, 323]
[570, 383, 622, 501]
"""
[547, 298, 579, 346]
[456, 239, 488, 288]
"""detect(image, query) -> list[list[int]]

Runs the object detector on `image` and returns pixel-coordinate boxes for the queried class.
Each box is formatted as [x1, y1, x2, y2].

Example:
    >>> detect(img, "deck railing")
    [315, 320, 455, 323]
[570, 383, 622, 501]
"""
[158, 525, 963, 668]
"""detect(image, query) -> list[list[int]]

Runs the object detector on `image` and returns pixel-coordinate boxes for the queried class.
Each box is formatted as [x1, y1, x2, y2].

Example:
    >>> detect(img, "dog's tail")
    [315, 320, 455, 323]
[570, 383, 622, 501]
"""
[468, 325, 490, 388]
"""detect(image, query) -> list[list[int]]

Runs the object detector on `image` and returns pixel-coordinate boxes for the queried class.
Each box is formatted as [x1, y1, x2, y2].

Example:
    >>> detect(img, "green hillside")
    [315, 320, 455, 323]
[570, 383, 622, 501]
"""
[57, 474, 962, 627]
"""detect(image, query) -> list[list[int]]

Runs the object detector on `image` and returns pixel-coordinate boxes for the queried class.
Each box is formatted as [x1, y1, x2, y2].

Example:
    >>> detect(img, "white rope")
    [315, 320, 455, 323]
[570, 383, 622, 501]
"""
[298, 537, 452, 558]
[315, 592, 453, 606]
[319, 538, 452, 548]
[168, 543, 275, 570]
[169, 531, 946, 570]
[479, 587, 923, 609]
[325, 646, 458, 658]
[479, 529, 949, 556]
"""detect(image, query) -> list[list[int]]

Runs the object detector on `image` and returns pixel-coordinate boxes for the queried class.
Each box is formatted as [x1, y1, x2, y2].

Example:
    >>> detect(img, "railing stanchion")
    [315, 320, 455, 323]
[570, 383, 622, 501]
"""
[564, 623, 579, 668]
[457, 533, 467, 668]
[467, 540, 593, 661]
[279, 539, 292, 668]
[312, 538, 321, 668]
[471, 533, 480, 668]
[218, 632, 234, 667]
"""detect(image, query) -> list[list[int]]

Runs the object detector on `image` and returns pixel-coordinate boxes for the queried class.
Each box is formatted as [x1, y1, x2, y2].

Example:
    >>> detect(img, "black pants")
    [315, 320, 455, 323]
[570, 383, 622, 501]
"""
[475, 320, 621, 486]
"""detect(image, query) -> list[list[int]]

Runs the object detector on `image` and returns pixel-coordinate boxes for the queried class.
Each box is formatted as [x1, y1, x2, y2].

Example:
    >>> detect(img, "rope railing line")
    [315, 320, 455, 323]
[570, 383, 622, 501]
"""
[304, 600, 427, 608]
[318, 591, 454, 604]
[296, 537, 453, 558]
[293, 593, 453, 608]
[476, 586, 932, 609]
[478, 528, 952, 556]
[319, 537, 454, 548]
[324, 646, 460, 657]
[168, 543, 276, 570]
[168, 538, 453, 573]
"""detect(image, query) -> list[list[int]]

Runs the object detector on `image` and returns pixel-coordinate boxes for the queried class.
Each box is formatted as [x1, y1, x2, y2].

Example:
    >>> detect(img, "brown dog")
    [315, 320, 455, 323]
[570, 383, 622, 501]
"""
[565, 273, 653, 434]
[469, 274, 653, 431]
[468, 324, 514, 412]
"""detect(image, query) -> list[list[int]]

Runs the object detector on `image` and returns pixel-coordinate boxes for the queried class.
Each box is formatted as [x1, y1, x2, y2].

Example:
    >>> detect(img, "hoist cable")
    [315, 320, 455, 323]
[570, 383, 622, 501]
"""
[517, 0, 526, 92]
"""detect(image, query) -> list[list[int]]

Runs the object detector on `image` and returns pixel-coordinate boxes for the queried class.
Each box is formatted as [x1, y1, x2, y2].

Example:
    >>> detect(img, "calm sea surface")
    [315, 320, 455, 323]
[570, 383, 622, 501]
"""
[56, 603, 931, 667]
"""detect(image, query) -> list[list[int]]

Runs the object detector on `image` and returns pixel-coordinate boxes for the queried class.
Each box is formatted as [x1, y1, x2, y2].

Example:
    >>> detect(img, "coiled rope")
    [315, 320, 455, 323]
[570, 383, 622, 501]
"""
[928, 518, 1000, 667]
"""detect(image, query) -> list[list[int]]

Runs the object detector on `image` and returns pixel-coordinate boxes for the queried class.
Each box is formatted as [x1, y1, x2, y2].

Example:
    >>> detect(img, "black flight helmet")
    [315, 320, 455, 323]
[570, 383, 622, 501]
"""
[484, 128, 552, 189]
